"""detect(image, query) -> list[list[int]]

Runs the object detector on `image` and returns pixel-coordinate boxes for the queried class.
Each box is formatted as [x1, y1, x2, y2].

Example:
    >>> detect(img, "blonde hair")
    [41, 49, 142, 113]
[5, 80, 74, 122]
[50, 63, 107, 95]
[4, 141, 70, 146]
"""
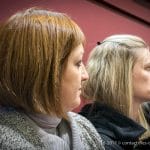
[0, 7, 85, 118]
[82, 34, 148, 116]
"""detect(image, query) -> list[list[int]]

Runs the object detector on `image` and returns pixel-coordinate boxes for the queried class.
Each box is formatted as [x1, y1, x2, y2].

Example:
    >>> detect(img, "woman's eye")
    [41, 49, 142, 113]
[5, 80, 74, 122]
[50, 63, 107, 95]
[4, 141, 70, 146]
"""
[144, 65, 150, 71]
[76, 60, 82, 67]
[145, 67, 150, 71]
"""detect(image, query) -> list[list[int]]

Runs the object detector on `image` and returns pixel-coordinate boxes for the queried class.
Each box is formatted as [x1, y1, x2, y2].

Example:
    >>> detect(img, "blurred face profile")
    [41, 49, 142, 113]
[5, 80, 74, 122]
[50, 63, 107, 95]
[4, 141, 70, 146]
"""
[61, 44, 89, 112]
[133, 48, 150, 103]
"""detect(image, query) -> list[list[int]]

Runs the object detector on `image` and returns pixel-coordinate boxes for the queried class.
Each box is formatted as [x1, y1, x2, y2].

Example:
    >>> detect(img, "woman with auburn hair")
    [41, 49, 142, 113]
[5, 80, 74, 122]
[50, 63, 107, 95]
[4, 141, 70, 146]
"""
[0, 8, 104, 149]
[80, 34, 150, 149]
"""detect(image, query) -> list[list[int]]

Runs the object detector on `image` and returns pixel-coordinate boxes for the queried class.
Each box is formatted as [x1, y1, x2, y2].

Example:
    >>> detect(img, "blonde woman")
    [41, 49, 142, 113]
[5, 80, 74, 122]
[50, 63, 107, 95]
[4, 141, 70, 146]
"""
[138, 102, 150, 147]
[140, 102, 150, 130]
[0, 8, 104, 150]
[80, 34, 150, 149]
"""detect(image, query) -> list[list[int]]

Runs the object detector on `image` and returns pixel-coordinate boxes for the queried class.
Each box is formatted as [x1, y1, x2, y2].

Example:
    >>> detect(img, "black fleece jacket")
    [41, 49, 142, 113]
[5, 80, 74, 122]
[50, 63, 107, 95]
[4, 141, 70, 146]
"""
[79, 102, 148, 150]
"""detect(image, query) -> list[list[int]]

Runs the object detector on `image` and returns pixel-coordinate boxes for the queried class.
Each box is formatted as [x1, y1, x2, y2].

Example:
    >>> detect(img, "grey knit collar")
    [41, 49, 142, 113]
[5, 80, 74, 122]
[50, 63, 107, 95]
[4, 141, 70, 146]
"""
[27, 113, 61, 129]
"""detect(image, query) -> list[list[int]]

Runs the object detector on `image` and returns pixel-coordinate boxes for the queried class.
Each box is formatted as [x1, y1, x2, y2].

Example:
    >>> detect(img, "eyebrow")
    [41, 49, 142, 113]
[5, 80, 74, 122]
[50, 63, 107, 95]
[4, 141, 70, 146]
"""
[144, 62, 150, 65]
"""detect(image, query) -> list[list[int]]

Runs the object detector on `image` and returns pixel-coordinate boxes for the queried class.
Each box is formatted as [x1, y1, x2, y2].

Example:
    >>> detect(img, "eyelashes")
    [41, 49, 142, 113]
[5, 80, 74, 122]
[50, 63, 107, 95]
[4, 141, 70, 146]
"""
[76, 60, 82, 67]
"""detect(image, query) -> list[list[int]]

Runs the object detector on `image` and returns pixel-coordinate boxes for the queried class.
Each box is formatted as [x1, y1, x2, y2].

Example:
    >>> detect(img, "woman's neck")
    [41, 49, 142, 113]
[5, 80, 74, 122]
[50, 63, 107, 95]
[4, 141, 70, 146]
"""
[130, 98, 141, 122]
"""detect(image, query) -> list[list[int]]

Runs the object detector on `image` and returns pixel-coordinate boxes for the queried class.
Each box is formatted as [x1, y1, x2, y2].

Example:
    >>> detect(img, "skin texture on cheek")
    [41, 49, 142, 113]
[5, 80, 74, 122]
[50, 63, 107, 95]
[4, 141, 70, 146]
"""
[60, 44, 84, 112]
[132, 49, 150, 102]
[131, 48, 150, 120]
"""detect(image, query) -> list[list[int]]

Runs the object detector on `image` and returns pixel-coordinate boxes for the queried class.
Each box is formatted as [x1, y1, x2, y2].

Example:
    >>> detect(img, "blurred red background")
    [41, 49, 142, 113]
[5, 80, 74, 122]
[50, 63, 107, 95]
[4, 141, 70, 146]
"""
[0, 0, 149, 112]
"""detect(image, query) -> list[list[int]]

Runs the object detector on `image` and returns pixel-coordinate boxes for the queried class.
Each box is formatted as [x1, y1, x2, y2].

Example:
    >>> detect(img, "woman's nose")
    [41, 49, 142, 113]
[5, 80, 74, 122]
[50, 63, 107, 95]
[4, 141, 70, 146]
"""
[81, 65, 89, 81]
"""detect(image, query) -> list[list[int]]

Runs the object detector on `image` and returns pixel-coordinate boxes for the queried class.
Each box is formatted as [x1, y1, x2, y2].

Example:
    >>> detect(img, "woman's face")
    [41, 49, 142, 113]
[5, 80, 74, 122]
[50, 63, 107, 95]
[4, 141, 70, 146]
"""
[61, 44, 89, 112]
[132, 48, 150, 103]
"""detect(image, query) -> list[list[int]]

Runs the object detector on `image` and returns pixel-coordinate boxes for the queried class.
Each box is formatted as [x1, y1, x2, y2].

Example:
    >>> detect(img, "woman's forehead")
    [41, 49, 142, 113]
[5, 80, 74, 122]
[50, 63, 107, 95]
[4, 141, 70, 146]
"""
[136, 48, 150, 63]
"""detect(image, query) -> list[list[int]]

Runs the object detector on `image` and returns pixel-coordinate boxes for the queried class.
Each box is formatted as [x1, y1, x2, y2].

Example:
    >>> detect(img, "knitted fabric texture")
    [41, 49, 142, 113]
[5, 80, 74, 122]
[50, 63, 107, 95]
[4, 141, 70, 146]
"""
[0, 107, 104, 150]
